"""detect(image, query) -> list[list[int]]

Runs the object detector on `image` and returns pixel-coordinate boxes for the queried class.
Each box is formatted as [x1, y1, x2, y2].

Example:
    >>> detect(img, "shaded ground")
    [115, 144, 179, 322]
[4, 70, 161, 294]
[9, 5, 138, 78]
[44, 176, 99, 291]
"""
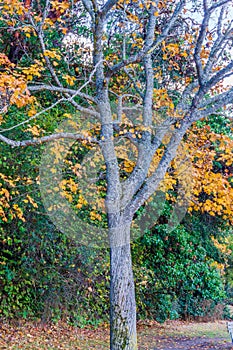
[139, 321, 233, 350]
[146, 336, 232, 349]
[0, 319, 232, 349]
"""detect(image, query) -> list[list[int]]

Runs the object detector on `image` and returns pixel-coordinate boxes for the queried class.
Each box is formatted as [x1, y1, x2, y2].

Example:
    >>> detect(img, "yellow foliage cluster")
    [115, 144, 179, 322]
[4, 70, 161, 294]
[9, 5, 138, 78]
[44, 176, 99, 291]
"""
[162, 42, 180, 60]
[0, 187, 10, 222]
[210, 261, 225, 274]
[21, 26, 36, 38]
[50, 0, 69, 14]
[63, 74, 76, 86]
[90, 210, 102, 221]
[0, 54, 35, 112]
[76, 194, 88, 209]
[21, 60, 45, 81]
[44, 50, 61, 61]
[212, 236, 231, 256]
[131, 36, 144, 50]
[200, 46, 210, 60]
[25, 125, 42, 136]
[0, 53, 14, 67]
[211, 236, 231, 272]
[12, 204, 25, 222]
[1, 0, 25, 16]
[122, 159, 136, 173]
[148, 142, 194, 203]
[22, 194, 38, 208]
[0, 74, 35, 110]
[186, 125, 233, 222]
[58, 178, 79, 201]
[153, 88, 174, 112]
[0, 173, 28, 223]
[0, 54, 37, 112]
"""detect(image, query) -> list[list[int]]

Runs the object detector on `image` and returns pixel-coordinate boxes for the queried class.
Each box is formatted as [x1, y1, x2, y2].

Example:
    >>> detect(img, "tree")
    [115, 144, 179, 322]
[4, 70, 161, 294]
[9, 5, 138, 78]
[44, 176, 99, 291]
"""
[0, 0, 233, 349]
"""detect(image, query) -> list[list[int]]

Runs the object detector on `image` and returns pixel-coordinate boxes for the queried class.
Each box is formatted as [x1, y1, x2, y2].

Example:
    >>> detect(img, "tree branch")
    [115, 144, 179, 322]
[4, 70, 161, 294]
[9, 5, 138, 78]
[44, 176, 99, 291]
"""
[119, 3, 158, 208]
[106, 0, 186, 76]
[143, 3, 157, 127]
[203, 7, 233, 81]
[28, 84, 96, 104]
[109, 91, 142, 124]
[28, 10, 63, 88]
[209, 0, 232, 11]
[0, 97, 66, 133]
[194, 2, 210, 86]
[196, 89, 233, 119]
[125, 119, 191, 217]
[206, 59, 233, 90]
[0, 132, 99, 148]
[81, 0, 95, 20]
[123, 68, 144, 99]
[176, 81, 199, 113]
[92, 12, 122, 214]
[120, 118, 175, 209]
[101, 0, 118, 17]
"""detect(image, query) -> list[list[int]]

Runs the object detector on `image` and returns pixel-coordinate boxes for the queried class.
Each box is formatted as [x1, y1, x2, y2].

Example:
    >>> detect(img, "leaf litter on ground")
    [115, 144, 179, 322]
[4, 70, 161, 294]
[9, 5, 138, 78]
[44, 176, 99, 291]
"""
[0, 319, 233, 349]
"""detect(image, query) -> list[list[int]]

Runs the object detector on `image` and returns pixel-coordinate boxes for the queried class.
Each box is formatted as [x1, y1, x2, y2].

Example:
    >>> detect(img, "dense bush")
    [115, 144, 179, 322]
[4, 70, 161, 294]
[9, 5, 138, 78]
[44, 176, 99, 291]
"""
[0, 212, 110, 326]
[132, 219, 226, 322]
[0, 204, 227, 324]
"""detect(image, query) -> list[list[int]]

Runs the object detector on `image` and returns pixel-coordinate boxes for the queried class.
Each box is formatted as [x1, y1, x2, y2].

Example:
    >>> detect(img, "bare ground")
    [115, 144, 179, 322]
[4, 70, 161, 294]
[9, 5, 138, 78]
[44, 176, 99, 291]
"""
[143, 336, 233, 349]
[0, 319, 233, 349]
[138, 320, 233, 350]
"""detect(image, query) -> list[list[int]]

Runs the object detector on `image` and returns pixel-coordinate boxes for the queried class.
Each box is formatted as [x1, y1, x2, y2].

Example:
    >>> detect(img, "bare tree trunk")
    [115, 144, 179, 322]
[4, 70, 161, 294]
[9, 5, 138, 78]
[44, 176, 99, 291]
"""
[109, 222, 137, 350]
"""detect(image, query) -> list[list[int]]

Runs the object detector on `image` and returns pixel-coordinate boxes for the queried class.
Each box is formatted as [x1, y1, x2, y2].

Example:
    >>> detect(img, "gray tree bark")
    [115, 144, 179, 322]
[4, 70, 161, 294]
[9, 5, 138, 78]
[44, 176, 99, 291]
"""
[109, 220, 137, 350]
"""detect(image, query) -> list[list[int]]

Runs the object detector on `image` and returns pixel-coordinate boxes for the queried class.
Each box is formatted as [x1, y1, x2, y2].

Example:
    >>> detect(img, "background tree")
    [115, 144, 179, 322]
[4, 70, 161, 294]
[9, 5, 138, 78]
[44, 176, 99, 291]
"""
[1, 0, 233, 349]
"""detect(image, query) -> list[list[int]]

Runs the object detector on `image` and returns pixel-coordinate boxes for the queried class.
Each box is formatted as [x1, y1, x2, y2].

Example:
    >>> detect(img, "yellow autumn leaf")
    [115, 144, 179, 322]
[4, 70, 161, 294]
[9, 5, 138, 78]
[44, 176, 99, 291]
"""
[26, 195, 38, 208]
[25, 125, 41, 136]
[63, 74, 76, 86]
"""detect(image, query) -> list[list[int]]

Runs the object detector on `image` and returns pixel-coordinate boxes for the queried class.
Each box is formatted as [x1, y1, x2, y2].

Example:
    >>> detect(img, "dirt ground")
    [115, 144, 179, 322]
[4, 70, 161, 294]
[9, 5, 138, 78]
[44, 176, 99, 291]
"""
[146, 336, 233, 349]
[138, 320, 233, 350]
[0, 319, 233, 349]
